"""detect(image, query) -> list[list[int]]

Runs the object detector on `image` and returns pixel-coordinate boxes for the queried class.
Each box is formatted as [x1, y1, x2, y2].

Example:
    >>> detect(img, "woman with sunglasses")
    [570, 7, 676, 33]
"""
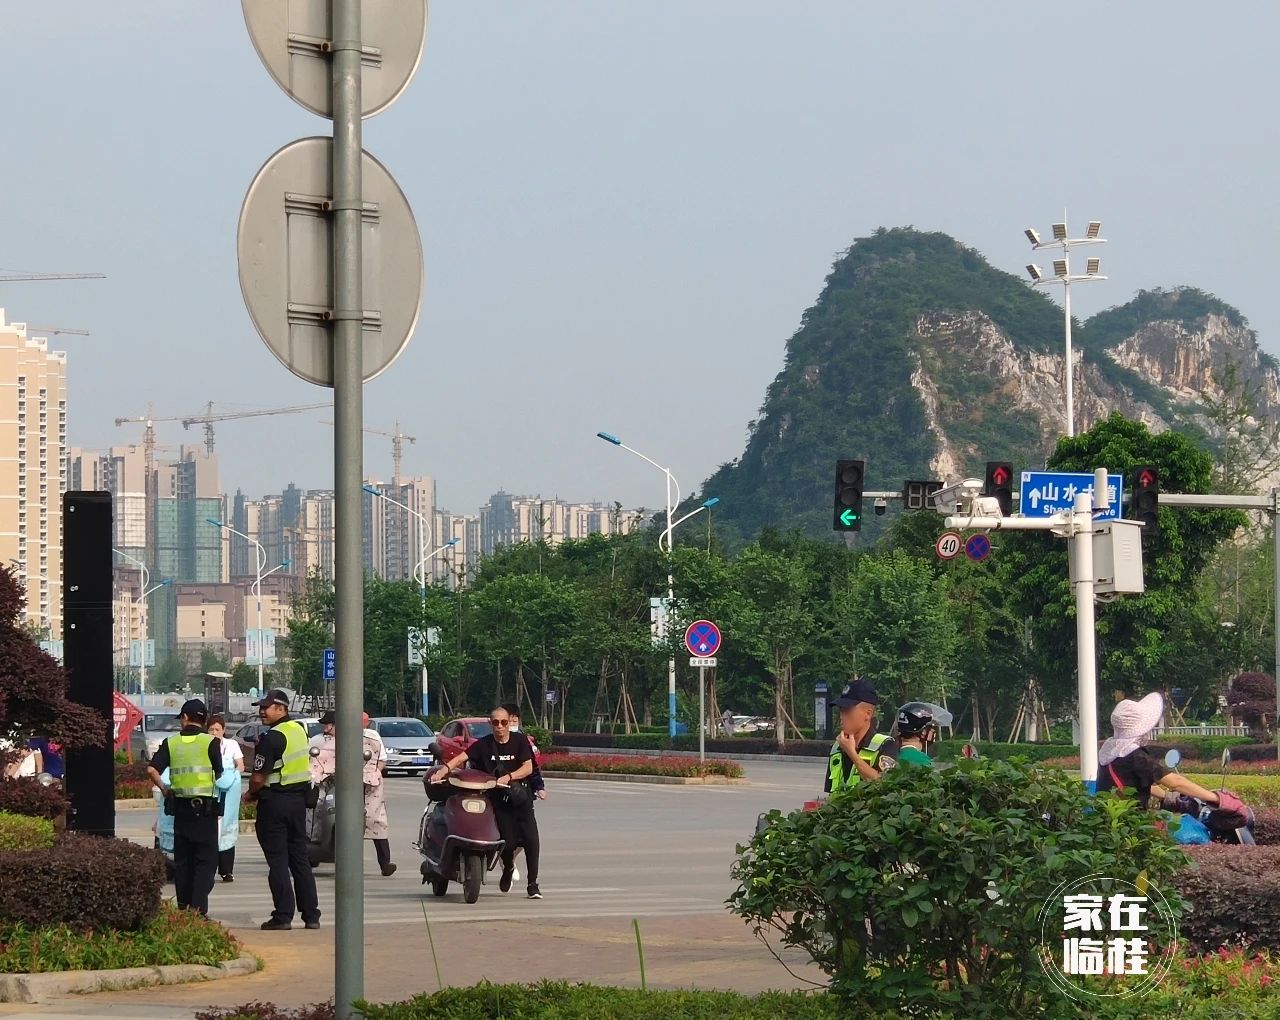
[429, 706, 541, 899]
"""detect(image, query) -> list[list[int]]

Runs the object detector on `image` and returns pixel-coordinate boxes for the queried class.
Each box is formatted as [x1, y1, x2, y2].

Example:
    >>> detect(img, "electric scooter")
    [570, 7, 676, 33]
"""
[416, 767, 506, 904]
[1161, 748, 1256, 845]
[306, 743, 372, 868]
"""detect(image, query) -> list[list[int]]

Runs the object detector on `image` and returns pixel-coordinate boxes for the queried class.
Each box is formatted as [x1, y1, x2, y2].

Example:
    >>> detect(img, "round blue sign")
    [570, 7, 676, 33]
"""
[965, 534, 992, 562]
[684, 620, 722, 657]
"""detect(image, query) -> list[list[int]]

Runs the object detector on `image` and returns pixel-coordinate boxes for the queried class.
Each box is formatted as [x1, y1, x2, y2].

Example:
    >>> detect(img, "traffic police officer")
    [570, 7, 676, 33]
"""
[147, 698, 223, 914]
[245, 688, 320, 930]
[824, 679, 899, 794]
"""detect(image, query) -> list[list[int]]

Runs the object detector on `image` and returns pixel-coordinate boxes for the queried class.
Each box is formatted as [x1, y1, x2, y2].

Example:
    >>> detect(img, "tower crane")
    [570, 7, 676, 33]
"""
[26, 325, 90, 336]
[319, 419, 416, 483]
[0, 270, 106, 282]
[181, 401, 330, 456]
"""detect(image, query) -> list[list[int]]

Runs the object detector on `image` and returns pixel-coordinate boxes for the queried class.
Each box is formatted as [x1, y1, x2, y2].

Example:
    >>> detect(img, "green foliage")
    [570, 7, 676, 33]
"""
[540, 752, 742, 779]
[1086, 287, 1248, 349]
[0, 902, 240, 973]
[729, 758, 1188, 1016]
[0, 811, 54, 851]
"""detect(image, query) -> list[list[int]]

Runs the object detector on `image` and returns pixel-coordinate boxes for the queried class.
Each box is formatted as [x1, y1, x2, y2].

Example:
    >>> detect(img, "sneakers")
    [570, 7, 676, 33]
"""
[304, 920, 321, 930]
[499, 867, 514, 893]
[512, 865, 520, 883]
[220, 874, 234, 883]
[260, 919, 292, 931]
[381, 862, 398, 877]
[527, 884, 542, 900]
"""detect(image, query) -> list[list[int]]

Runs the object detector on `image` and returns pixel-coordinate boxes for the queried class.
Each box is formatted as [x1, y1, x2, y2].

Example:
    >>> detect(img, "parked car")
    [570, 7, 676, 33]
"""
[431, 717, 493, 764]
[368, 717, 435, 776]
[233, 717, 323, 767]
[138, 713, 182, 761]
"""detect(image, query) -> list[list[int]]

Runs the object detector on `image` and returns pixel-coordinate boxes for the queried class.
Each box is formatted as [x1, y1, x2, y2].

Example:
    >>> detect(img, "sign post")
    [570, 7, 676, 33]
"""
[684, 621, 722, 763]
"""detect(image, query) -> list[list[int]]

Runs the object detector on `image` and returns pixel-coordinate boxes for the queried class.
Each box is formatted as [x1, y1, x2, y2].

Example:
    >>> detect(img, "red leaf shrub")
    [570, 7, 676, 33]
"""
[1253, 808, 1280, 845]
[1174, 844, 1280, 953]
[0, 831, 165, 930]
[540, 752, 743, 779]
[0, 777, 68, 819]
[115, 780, 154, 800]
[115, 761, 151, 783]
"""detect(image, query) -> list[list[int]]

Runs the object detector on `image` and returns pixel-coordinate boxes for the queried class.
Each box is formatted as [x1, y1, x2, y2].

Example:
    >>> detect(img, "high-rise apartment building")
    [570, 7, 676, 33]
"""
[151, 449, 224, 654]
[68, 444, 147, 560]
[364, 475, 436, 582]
[479, 492, 642, 556]
[233, 484, 336, 582]
[0, 312, 68, 637]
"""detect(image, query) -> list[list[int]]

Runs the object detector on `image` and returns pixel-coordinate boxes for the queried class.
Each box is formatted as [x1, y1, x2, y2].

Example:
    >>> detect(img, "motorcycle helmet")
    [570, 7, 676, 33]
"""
[894, 702, 953, 747]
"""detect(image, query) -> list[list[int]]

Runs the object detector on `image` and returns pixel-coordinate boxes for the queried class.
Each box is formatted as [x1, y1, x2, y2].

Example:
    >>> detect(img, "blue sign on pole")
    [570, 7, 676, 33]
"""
[1019, 471, 1123, 520]
[965, 533, 992, 562]
[322, 647, 336, 681]
[684, 620, 722, 657]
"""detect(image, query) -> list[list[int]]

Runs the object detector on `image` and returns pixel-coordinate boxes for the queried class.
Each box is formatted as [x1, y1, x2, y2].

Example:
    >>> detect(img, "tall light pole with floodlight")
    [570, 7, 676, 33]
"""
[113, 548, 171, 742]
[1024, 218, 1107, 437]
[207, 520, 289, 690]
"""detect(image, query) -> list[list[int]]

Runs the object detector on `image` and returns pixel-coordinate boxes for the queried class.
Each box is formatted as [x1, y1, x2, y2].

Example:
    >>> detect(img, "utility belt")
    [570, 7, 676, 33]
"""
[165, 793, 221, 818]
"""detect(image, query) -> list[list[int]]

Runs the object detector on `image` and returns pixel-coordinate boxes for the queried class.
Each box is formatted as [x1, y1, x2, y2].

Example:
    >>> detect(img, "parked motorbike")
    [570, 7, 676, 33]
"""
[416, 767, 506, 904]
[306, 743, 372, 868]
[1161, 748, 1256, 845]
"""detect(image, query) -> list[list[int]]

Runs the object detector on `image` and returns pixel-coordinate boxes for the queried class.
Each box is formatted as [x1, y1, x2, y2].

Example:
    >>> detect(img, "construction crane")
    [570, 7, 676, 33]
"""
[181, 401, 330, 456]
[0, 270, 106, 282]
[319, 419, 416, 483]
[26, 325, 90, 336]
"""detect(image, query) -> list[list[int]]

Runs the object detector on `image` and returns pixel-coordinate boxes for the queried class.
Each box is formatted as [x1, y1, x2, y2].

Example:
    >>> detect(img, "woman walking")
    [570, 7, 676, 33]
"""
[208, 715, 244, 882]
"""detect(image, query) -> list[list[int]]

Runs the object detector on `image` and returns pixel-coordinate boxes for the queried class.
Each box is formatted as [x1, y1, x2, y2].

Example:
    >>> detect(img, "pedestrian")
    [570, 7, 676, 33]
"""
[1097, 692, 1223, 809]
[824, 679, 898, 795]
[429, 704, 541, 899]
[245, 688, 321, 931]
[146, 698, 222, 915]
[361, 711, 396, 877]
[207, 715, 244, 882]
[26, 737, 62, 779]
[501, 704, 547, 886]
[892, 702, 951, 767]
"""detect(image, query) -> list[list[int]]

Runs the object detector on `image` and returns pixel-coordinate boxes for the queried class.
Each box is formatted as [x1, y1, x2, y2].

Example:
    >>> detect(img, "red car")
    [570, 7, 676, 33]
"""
[432, 716, 542, 765]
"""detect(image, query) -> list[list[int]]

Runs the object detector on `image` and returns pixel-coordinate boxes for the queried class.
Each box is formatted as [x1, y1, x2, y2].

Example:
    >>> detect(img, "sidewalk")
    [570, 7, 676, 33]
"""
[0, 912, 821, 1017]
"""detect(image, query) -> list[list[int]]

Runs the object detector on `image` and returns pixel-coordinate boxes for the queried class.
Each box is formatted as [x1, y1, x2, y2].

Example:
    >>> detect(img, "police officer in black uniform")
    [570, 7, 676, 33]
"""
[147, 698, 223, 915]
[245, 689, 320, 931]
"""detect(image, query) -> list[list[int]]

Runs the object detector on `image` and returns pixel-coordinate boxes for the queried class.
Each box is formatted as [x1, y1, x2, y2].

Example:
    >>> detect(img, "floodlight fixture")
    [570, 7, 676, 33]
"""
[1086, 220, 1102, 239]
[1053, 258, 1069, 278]
[1052, 222, 1068, 241]
[1025, 228, 1041, 246]
[1026, 264, 1043, 281]
[1086, 257, 1102, 276]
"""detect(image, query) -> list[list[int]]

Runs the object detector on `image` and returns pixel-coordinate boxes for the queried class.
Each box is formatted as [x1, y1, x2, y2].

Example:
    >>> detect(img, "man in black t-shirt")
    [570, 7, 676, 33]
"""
[430, 705, 542, 899]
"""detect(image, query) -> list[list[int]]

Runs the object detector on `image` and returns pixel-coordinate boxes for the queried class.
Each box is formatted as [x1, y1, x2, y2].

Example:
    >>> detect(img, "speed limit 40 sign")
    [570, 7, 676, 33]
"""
[935, 531, 963, 560]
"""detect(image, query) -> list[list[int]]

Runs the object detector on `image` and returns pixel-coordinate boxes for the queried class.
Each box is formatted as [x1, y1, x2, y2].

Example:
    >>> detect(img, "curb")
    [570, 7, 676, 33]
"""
[0, 952, 259, 1004]
[115, 799, 155, 811]
[540, 770, 747, 785]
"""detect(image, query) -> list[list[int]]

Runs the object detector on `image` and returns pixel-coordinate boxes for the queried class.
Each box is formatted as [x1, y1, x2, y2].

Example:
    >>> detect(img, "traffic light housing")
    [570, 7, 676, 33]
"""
[903, 479, 943, 511]
[1132, 465, 1159, 542]
[983, 462, 1013, 517]
[833, 460, 864, 531]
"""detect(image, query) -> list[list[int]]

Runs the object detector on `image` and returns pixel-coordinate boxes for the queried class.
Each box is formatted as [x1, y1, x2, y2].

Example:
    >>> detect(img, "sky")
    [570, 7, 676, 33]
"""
[4, 2, 1277, 515]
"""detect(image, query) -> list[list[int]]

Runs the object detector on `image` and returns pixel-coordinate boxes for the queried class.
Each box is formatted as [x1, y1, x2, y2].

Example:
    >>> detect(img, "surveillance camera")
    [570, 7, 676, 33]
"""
[972, 496, 1004, 518]
[929, 479, 984, 515]
[873, 497, 888, 516]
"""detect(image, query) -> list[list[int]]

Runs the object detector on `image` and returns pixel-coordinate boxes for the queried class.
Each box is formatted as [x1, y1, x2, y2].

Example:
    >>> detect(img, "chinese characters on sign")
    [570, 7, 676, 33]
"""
[1061, 893, 1149, 976]
[1019, 471, 1124, 521]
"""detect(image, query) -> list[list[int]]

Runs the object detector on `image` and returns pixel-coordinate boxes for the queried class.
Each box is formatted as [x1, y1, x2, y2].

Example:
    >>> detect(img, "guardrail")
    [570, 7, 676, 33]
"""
[1152, 724, 1250, 738]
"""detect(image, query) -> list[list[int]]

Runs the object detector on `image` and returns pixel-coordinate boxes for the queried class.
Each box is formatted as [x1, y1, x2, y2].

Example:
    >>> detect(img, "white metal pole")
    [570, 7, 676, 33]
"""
[666, 469, 676, 739]
[698, 664, 706, 764]
[1064, 279, 1074, 438]
[255, 542, 266, 690]
[419, 516, 428, 718]
[1274, 489, 1280, 759]
[1073, 490, 1098, 789]
[139, 563, 148, 739]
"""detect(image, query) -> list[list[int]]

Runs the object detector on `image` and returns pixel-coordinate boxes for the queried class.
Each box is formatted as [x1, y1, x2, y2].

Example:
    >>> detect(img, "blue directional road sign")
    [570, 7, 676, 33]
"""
[1019, 471, 1123, 521]
[684, 620, 722, 657]
[322, 647, 337, 681]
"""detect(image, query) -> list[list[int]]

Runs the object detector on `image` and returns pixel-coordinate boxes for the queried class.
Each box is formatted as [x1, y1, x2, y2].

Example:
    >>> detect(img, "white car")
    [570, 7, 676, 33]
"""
[369, 717, 436, 776]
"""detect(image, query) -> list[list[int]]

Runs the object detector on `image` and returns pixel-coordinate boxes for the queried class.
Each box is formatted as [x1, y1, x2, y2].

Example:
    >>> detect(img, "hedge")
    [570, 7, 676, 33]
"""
[0, 811, 54, 851]
[540, 753, 743, 779]
[1175, 844, 1280, 954]
[0, 777, 68, 819]
[0, 832, 165, 931]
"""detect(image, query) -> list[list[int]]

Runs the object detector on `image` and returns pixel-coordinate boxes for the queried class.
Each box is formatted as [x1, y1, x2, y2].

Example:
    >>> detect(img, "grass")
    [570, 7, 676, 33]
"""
[539, 752, 744, 779]
[0, 903, 241, 974]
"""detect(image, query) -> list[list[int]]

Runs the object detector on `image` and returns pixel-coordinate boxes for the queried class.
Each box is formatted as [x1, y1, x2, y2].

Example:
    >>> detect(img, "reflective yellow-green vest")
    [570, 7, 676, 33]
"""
[168, 732, 216, 798]
[267, 719, 311, 787]
[828, 732, 891, 794]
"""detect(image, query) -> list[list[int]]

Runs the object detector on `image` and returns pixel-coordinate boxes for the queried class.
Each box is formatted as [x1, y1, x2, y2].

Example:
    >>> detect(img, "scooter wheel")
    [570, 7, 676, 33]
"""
[430, 876, 448, 897]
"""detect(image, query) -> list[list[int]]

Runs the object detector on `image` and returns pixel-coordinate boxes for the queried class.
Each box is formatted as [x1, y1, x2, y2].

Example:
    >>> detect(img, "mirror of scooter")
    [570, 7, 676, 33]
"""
[1164, 749, 1181, 770]
[309, 746, 321, 758]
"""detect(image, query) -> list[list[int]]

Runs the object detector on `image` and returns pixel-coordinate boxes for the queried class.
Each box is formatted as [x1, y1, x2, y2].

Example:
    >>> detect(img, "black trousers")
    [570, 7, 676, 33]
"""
[218, 847, 236, 878]
[373, 838, 392, 868]
[495, 804, 539, 886]
[255, 792, 320, 924]
[173, 813, 219, 915]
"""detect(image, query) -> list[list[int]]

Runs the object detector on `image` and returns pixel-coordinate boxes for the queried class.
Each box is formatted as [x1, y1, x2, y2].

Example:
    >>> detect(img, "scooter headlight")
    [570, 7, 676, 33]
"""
[461, 797, 487, 814]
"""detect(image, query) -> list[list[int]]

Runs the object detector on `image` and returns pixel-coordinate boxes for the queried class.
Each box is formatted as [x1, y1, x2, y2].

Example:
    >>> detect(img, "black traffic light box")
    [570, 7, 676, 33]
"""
[983, 462, 1014, 517]
[833, 460, 865, 531]
[1132, 465, 1159, 542]
[903, 479, 943, 511]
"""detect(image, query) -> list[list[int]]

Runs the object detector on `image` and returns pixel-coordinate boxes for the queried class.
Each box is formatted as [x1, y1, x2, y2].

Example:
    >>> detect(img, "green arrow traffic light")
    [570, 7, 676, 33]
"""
[840, 508, 858, 527]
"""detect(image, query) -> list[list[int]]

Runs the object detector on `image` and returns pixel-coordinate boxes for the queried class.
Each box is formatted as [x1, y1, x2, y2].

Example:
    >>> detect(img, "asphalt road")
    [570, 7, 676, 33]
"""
[114, 759, 823, 927]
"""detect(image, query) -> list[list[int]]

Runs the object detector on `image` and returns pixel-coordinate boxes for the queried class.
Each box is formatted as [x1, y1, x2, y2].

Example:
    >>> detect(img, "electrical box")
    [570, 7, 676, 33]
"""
[1092, 520, 1145, 595]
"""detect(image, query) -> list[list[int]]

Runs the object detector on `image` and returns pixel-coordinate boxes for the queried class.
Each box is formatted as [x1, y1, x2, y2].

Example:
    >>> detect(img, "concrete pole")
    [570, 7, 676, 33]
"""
[332, 0, 365, 1014]
[1073, 489, 1098, 790]
[665, 469, 676, 739]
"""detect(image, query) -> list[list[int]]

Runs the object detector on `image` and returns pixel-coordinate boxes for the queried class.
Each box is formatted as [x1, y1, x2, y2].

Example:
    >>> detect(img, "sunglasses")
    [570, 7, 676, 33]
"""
[489, 718, 511, 726]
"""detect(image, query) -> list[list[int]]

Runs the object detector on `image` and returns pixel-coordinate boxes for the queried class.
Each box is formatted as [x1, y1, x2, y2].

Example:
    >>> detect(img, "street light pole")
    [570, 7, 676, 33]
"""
[207, 520, 275, 689]
[1024, 218, 1107, 438]
[114, 548, 171, 743]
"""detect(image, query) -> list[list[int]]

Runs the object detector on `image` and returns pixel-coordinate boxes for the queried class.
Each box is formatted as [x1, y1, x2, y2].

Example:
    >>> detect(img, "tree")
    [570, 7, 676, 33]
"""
[835, 549, 956, 707]
[1228, 671, 1276, 736]
[199, 648, 229, 675]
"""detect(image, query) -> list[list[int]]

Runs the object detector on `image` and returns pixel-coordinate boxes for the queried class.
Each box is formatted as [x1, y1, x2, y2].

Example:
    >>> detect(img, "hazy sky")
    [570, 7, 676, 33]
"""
[5, 2, 1276, 514]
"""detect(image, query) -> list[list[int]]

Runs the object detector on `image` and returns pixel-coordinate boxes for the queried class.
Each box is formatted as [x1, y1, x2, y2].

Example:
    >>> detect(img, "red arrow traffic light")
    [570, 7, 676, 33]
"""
[1138, 468, 1156, 488]
[991, 466, 1010, 487]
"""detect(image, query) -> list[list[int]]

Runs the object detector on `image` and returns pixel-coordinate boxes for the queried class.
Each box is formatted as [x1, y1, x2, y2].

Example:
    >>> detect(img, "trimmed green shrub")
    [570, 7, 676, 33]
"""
[730, 759, 1189, 1017]
[0, 811, 54, 850]
[0, 777, 68, 819]
[933, 740, 1077, 763]
[615, 734, 669, 750]
[0, 832, 165, 930]
[1175, 845, 1280, 954]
